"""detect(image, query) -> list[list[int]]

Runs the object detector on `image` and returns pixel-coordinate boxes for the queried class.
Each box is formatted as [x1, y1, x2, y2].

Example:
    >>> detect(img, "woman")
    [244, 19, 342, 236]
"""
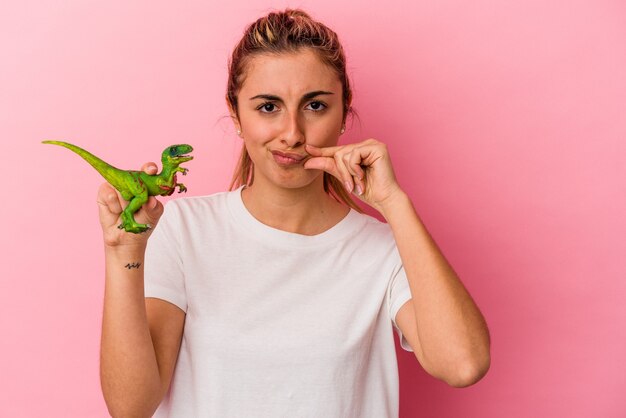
[98, 9, 490, 417]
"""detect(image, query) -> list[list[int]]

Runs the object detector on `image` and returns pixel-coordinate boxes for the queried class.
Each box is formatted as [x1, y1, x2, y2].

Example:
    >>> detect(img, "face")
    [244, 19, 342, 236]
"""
[232, 49, 345, 190]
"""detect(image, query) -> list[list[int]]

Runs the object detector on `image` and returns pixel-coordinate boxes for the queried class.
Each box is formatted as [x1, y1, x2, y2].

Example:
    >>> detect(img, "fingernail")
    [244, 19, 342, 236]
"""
[344, 181, 353, 192]
[355, 185, 363, 195]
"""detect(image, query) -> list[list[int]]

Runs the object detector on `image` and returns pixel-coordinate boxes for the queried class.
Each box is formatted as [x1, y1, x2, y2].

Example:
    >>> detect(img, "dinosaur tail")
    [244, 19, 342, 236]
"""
[42, 140, 127, 189]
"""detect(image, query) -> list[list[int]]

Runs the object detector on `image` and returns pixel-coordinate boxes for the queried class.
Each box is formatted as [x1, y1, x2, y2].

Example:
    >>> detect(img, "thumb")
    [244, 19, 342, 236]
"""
[141, 162, 158, 175]
[303, 156, 339, 178]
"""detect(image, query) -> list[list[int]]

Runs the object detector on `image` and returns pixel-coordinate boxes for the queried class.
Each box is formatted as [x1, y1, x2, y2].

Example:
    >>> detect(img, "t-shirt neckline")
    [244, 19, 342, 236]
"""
[226, 186, 365, 248]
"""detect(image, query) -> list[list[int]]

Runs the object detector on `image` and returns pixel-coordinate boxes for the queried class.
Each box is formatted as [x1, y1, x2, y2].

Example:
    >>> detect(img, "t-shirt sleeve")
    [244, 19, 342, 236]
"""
[387, 250, 414, 352]
[144, 201, 187, 312]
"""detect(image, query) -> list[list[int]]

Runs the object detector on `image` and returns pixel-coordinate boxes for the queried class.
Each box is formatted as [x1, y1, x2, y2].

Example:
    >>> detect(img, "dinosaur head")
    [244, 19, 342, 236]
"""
[162, 144, 194, 165]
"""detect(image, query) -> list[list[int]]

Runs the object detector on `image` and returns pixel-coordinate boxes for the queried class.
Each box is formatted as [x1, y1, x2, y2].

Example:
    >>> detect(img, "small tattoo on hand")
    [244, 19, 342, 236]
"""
[125, 262, 142, 269]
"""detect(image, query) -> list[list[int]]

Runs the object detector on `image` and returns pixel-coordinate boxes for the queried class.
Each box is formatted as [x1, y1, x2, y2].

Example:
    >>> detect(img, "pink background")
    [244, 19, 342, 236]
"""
[1, 1, 624, 417]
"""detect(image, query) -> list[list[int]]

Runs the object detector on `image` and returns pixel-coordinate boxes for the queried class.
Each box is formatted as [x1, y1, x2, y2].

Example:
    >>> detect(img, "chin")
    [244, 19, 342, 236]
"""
[266, 169, 323, 191]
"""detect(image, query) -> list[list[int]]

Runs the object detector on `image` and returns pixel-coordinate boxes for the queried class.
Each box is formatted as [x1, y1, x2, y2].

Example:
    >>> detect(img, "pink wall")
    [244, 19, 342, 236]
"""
[1, 1, 624, 416]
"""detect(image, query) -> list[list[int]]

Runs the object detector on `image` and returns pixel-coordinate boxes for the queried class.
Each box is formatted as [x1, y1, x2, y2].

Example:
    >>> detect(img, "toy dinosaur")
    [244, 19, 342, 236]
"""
[42, 140, 193, 233]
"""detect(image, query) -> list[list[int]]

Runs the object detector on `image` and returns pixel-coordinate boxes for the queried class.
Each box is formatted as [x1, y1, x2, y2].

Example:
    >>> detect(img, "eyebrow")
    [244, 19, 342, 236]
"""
[249, 90, 334, 102]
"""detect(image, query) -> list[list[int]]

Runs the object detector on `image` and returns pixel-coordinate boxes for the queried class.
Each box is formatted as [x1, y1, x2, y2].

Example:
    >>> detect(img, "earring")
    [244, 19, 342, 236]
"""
[237, 129, 241, 136]
[340, 126, 346, 134]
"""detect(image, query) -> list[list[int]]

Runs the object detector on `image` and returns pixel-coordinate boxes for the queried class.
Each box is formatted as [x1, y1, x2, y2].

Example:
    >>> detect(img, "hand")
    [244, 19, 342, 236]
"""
[97, 162, 164, 248]
[303, 139, 404, 213]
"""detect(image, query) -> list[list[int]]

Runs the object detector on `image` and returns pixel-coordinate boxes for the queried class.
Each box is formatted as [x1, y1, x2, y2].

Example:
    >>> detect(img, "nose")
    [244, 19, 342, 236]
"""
[281, 111, 304, 149]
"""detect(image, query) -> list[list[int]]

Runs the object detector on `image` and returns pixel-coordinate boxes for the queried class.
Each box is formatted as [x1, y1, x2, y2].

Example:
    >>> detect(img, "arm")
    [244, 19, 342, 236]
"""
[380, 191, 490, 387]
[98, 176, 185, 417]
[304, 140, 490, 387]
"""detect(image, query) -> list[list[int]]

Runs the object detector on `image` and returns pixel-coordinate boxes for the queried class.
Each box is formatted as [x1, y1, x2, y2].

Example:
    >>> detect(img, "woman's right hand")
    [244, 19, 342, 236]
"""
[97, 162, 164, 249]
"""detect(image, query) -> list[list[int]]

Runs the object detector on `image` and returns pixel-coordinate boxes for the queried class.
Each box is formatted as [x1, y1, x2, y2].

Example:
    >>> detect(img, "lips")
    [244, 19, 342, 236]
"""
[271, 150, 308, 165]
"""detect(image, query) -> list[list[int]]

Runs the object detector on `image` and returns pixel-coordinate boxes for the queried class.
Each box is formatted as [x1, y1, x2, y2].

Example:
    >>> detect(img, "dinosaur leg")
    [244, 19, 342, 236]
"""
[118, 193, 151, 233]
[176, 183, 187, 193]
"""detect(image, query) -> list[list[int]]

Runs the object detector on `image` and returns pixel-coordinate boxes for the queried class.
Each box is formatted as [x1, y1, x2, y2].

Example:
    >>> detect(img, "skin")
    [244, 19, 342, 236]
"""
[231, 50, 350, 234]
[99, 48, 490, 416]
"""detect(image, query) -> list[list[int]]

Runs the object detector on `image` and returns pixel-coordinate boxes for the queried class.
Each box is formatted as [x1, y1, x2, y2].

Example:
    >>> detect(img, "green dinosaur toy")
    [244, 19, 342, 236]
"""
[42, 140, 193, 233]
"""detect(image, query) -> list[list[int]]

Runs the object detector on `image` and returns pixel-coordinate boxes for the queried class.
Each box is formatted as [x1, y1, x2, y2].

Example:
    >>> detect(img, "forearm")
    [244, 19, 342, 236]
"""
[380, 191, 490, 382]
[100, 246, 162, 417]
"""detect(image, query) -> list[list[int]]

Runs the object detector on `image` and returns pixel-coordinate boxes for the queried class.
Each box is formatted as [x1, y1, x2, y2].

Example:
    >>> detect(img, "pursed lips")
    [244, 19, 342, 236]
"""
[270, 150, 309, 165]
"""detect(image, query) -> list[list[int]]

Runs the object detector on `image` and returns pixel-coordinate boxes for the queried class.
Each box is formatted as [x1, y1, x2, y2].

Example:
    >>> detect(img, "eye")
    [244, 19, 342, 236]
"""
[306, 101, 327, 112]
[257, 102, 278, 113]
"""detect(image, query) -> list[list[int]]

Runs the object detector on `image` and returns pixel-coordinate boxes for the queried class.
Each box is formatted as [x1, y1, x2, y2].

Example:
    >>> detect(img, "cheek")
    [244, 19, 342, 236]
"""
[242, 119, 279, 145]
[313, 113, 343, 144]
[309, 125, 340, 147]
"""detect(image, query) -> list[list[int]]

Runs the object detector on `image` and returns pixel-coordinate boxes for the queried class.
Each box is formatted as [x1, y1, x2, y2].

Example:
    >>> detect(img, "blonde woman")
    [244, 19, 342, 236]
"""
[98, 9, 490, 417]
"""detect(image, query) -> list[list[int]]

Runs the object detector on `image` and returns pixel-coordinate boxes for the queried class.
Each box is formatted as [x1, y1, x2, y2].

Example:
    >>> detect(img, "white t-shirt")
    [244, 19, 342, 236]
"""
[145, 188, 413, 417]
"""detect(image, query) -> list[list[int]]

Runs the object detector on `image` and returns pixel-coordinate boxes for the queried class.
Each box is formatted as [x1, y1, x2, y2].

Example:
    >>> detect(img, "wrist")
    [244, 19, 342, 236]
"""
[104, 245, 147, 277]
[104, 243, 147, 260]
[377, 188, 410, 218]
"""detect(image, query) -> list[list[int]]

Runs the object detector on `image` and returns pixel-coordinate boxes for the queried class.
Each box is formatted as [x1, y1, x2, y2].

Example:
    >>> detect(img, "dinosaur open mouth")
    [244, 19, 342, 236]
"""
[175, 154, 193, 161]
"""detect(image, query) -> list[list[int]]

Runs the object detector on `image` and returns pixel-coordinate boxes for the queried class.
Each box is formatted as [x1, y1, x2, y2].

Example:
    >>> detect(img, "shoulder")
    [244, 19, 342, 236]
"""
[350, 210, 394, 239]
[344, 210, 397, 255]
[157, 189, 237, 231]
[164, 189, 233, 215]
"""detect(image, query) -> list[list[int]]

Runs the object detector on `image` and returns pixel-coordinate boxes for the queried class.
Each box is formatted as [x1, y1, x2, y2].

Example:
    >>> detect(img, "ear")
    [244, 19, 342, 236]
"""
[231, 115, 241, 134]
[227, 101, 242, 135]
[343, 97, 353, 124]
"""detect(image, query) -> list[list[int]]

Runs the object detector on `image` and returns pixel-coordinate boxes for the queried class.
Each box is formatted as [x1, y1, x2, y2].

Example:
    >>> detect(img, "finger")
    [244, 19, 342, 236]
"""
[134, 196, 164, 227]
[306, 145, 359, 193]
[346, 148, 366, 181]
[97, 183, 124, 228]
[303, 156, 341, 179]
[344, 143, 383, 196]
[352, 171, 365, 196]
[346, 149, 367, 195]
[97, 183, 123, 214]
[305, 144, 345, 158]
[141, 162, 158, 175]
[334, 152, 355, 193]
[145, 196, 162, 220]
[339, 151, 364, 195]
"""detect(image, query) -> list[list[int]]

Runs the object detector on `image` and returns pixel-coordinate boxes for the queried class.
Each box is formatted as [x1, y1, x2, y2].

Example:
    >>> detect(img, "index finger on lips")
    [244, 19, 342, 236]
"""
[305, 144, 344, 158]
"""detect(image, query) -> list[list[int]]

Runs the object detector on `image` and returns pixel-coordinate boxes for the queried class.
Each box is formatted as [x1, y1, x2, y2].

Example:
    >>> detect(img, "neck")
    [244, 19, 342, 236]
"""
[159, 162, 177, 177]
[241, 177, 349, 236]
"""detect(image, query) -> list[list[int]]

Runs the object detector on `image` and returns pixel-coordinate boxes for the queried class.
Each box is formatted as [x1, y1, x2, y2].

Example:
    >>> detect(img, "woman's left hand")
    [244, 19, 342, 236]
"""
[304, 139, 404, 213]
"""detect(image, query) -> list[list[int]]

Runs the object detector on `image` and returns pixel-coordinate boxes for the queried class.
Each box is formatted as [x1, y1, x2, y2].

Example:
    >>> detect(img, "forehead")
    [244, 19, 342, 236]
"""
[240, 49, 341, 96]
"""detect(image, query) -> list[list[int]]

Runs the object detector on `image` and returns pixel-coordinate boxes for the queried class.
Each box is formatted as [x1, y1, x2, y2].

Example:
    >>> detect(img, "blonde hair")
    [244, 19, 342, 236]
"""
[226, 9, 361, 212]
